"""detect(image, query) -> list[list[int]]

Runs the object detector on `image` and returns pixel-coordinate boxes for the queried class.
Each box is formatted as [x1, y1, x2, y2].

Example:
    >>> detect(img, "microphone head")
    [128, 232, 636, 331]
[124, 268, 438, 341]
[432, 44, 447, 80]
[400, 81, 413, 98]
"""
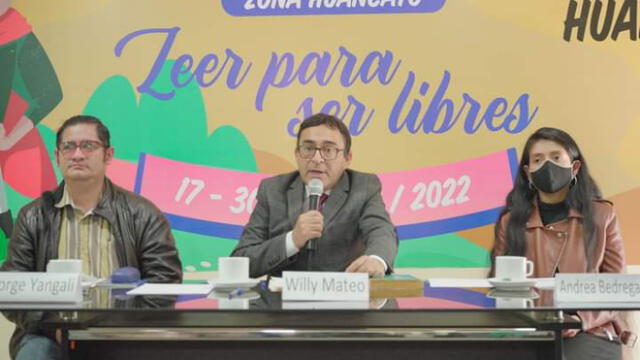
[308, 178, 324, 196]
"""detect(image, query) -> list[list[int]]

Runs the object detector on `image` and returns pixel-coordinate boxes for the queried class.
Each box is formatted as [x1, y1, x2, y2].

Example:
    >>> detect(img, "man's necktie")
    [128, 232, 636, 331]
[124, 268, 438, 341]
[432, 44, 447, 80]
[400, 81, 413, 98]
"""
[319, 193, 329, 211]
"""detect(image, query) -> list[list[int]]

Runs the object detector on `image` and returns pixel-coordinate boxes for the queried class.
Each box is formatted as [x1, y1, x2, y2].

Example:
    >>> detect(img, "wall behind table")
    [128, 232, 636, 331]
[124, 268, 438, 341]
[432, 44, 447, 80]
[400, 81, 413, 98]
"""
[2, 0, 639, 274]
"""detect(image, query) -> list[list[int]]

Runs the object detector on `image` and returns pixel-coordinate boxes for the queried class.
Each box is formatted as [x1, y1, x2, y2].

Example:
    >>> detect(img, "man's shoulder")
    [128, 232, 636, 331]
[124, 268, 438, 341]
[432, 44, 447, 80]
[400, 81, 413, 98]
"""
[15, 187, 61, 218]
[345, 169, 381, 190]
[108, 182, 163, 215]
[16, 196, 48, 218]
[260, 171, 300, 190]
[346, 169, 378, 181]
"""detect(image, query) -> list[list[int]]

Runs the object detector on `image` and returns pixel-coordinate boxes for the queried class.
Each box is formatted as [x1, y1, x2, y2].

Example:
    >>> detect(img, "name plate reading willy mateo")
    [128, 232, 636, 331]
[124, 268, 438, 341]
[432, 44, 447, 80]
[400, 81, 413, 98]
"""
[0, 272, 82, 303]
[555, 274, 640, 303]
[282, 271, 369, 301]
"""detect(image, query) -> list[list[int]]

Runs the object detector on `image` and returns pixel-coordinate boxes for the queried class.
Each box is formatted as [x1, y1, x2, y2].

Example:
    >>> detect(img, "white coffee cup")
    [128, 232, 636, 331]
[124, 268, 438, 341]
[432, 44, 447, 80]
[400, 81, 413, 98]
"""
[218, 257, 250, 281]
[495, 297, 534, 309]
[494, 256, 533, 281]
[47, 259, 82, 273]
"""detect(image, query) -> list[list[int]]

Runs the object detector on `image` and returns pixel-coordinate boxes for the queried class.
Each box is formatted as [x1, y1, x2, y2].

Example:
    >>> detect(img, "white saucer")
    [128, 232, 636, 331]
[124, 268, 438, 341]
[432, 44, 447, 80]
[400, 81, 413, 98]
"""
[488, 278, 536, 291]
[208, 290, 261, 301]
[207, 278, 260, 291]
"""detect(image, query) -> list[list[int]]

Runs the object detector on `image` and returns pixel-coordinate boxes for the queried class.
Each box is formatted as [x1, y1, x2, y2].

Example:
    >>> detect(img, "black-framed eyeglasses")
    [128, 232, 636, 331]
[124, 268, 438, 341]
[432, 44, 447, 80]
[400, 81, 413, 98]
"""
[297, 144, 344, 160]
[58, 140, 105, 156]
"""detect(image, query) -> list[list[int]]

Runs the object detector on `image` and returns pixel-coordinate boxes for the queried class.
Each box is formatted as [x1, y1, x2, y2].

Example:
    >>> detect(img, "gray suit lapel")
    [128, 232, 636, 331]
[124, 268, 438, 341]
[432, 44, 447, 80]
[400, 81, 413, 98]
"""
[287, 176, 305, 227]
[322, 172, 350, 225]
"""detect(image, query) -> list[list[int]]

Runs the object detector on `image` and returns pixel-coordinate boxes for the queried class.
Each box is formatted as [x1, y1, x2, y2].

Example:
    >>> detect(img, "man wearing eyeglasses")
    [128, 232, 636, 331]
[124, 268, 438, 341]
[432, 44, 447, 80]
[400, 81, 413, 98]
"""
[232, 113, 397, 278]
[1, 115, 182, 360]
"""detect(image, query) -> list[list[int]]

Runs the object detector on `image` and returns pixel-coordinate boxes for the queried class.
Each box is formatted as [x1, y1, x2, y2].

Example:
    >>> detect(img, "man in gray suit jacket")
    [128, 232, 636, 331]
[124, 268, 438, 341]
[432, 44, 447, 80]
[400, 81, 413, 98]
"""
[232, 113, 398, 277]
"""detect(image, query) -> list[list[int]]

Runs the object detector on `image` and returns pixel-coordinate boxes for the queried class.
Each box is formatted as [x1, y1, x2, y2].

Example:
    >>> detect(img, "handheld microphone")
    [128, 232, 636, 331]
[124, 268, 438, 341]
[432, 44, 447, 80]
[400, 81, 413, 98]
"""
[306, 178, 323, 251]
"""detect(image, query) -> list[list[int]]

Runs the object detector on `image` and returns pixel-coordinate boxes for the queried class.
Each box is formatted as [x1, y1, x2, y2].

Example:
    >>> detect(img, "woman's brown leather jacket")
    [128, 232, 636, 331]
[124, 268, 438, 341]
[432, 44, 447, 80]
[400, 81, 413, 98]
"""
[494, 199, 634, 345]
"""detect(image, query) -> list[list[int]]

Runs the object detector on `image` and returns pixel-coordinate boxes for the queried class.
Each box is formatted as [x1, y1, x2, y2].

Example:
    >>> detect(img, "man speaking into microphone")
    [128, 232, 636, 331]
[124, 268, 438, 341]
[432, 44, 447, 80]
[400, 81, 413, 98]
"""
[231, 113, 397, 277]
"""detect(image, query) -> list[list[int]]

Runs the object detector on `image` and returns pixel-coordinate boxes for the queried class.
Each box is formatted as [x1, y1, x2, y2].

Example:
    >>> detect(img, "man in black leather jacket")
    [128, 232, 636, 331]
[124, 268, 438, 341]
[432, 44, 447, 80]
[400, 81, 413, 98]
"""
[1, 115, 182, 360]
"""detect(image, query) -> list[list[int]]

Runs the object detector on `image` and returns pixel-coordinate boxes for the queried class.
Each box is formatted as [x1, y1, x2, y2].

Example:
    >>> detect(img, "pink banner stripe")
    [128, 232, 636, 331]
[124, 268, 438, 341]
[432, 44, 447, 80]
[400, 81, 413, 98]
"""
[380, 150, 514, 225]
[135, 149, 514, 227]
[137, 154, 268, 225]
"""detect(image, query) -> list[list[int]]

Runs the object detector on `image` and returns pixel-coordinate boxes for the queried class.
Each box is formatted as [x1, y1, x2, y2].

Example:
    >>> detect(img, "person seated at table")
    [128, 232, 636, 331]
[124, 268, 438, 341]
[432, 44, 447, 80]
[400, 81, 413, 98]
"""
[491, 127, 632, 360]
[231, 113, 398, 277]
[1, 115, 183, 360]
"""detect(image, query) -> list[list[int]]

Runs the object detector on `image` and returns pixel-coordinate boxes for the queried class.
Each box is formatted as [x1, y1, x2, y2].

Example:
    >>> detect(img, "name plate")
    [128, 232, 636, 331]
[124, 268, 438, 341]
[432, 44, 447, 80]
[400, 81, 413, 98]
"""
[555, 274, 640, 302]
[0, 272, 82, 303]
[282, 271, 369, 301]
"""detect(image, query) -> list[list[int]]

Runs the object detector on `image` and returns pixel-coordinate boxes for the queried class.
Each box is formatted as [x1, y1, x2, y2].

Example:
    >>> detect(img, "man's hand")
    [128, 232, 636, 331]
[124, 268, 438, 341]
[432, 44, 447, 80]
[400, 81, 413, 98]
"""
[292, 210, 324, 249]
[346, 255, 385, 276]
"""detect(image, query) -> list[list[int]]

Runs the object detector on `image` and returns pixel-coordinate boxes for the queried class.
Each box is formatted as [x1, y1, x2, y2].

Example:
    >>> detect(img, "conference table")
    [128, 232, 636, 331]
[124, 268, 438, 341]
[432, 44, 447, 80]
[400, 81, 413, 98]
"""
[4, 279, 635, 360]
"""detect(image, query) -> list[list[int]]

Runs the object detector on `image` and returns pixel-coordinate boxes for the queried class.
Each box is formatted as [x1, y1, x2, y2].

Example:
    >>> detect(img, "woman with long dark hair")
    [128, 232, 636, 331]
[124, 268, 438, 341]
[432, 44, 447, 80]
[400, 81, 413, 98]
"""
[491, 127, 630, 359]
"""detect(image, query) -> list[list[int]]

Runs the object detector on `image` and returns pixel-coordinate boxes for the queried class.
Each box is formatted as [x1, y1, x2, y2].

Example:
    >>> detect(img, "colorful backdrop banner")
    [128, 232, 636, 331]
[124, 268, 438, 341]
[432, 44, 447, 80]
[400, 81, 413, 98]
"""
[1, 0, 639, 272]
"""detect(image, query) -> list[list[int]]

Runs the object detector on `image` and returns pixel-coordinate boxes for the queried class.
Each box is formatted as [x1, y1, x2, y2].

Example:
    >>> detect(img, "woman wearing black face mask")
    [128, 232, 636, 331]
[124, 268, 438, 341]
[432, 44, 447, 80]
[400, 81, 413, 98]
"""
[490, 127, 632, 360]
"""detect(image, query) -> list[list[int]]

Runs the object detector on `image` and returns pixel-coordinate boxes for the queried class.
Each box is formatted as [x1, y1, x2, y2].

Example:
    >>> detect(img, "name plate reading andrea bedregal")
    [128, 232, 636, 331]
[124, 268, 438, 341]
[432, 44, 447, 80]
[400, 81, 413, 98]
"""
[282, 271, 369, 301]
[555, 274, 640, 303]
[0, 272, 82, 303]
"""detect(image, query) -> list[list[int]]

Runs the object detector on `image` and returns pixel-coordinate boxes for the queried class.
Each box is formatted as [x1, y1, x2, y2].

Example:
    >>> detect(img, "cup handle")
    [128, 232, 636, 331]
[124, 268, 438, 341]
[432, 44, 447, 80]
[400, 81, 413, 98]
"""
[526, 260, 534, 277]
[525, 299, 534, 308]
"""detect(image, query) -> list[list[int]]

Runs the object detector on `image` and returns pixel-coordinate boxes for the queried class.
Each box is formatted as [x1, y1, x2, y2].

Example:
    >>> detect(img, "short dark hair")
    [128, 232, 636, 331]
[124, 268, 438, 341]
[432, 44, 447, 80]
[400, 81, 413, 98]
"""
[296, 113, 352, 155]
[56, 115, 110, 148]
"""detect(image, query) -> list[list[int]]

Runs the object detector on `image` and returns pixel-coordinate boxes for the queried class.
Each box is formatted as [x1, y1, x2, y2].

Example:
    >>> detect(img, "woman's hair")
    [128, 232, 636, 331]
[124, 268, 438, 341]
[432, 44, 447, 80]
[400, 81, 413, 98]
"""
[491, 127, 602, 270]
